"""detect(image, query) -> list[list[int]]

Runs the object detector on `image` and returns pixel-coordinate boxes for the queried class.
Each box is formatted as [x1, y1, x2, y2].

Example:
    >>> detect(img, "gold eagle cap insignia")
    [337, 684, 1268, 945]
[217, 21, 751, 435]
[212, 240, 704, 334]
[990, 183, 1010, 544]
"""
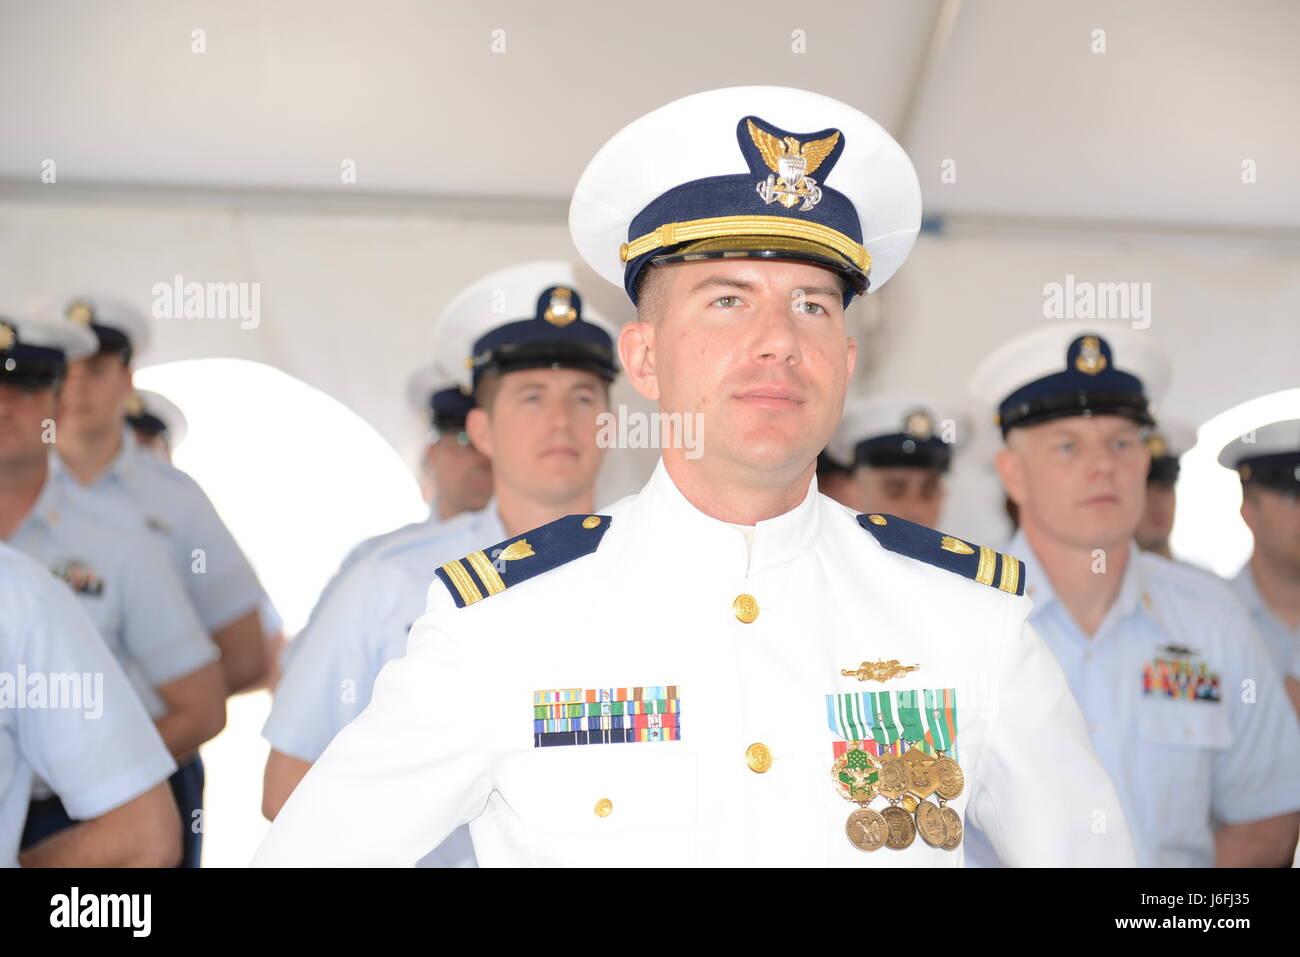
[840, 660, 921, 683]
[1074, 335, 1108, 375]
[747, 119, 840, 212]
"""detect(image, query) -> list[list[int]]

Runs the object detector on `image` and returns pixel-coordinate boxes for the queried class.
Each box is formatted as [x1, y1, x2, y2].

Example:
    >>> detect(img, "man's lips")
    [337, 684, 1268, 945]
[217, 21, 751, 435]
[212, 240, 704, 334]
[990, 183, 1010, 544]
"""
[1080, 494, 1121, 507]
[734, 386, 805, 409]
[540, 447, 580, 458]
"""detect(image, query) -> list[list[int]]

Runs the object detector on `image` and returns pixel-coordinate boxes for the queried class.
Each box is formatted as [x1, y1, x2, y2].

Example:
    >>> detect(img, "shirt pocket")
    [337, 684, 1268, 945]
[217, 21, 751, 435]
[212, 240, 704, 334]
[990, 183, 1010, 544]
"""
[1139, 699, 1232, 752]
[499, 745, 701, 867]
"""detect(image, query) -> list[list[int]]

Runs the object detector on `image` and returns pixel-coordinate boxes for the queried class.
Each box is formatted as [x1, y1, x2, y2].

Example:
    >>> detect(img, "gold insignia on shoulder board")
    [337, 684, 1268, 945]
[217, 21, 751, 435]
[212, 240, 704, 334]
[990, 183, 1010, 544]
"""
[1074, 335, 1107, 375]
[940, 535, 974, 555]
[0, 323, 14, 351]
[498, 539, 535, 561]
[840, 660, 920, 683]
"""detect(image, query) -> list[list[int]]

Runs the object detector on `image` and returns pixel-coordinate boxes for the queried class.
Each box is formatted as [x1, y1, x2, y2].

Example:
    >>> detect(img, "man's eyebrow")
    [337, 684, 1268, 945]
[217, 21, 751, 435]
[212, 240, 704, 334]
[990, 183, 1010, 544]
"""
[686, 276, 760, 295]
[795, 285, 842, 298]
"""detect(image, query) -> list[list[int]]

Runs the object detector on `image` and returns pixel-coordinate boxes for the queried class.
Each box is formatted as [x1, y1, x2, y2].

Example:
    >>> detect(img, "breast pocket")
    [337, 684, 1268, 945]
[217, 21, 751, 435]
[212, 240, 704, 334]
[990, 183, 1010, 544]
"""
[1132, 700, 1231, 857]
[499, 746, 701, 867]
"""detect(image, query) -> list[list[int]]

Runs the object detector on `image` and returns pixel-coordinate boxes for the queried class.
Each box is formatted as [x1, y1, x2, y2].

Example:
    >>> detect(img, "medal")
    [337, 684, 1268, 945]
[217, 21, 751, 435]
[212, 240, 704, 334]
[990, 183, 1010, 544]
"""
[934, 755, 964, 800]
[845, 807, 888, 851]
[831, 743, 884, 851]
[881, 805, 916, 849]
[916, 799, 947, 848]
[939, 806, 964, 851]
[827, 689, 966, 852]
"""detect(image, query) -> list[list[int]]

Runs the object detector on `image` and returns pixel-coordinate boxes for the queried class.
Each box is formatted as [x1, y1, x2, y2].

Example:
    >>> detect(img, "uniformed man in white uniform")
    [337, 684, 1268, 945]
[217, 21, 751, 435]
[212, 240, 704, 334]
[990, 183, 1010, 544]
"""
[262, 262, 618, 868]
[1, 541, 183, 867]
[1135, 417, 1196, 560]
[254, 86, 1135, 868]
[827, 393, 955, 525]
[0, 315, 225, 864]
[1219, 419, 1300, 712]
[49, 295, 274, 696]
[966, 321, 1300, 866]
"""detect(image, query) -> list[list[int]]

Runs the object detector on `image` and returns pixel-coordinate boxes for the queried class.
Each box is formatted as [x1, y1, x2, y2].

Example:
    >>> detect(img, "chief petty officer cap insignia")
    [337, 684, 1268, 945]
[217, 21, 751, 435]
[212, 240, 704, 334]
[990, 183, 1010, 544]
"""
[0, 314, 98, 388]
[434, 513, 613, 608]
[857, 512, 1027, 596]
[828, 392, 956, 473]
[568, 86, 922, 307]
[1145, 416, 1196, 485]
[432, 260, 620, 396]
[969, 320, 1170, 438]
[43, 294, 153, 363]
[1217, 418, 1300, 495]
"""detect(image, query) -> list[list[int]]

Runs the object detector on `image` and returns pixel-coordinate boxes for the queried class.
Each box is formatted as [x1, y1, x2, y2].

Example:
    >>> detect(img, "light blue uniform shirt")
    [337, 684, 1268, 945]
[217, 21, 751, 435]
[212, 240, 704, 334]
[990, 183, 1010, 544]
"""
[1231, 564, 1300, 679]
[52, 430, 271, 633]
[0, 543, 176, 866]
[264, 504, 506, 868]
[7, 473, 218, 718]
[968, 532, 1300, 867]
[301, 507, 443, 629]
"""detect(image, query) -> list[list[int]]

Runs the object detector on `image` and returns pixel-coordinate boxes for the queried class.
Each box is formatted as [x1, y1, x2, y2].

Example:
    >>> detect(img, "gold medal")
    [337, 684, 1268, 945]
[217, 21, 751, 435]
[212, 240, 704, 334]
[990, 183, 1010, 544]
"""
[939, 806, 964, 850]
[900, 745, 937, 798]
[832, 744, 885, 852]
[845, 807, 887, 851]
[916, 799, 947, 848]
[881, 804, 916, 850]
[876, 752, 908, 799]
[934, 755, 964, 800]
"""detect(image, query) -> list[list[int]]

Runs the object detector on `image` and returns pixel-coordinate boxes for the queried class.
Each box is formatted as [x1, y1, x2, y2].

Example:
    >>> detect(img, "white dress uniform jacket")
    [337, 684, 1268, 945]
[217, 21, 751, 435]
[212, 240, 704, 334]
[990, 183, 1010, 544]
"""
[254, 461, 1136, 867]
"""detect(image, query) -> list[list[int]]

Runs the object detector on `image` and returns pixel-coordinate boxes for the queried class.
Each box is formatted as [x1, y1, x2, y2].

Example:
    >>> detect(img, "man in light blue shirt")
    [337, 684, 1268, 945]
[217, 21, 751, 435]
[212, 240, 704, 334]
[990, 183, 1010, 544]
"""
[967, 320, 1300, 867]
[261, 261, 618, 867]
[0, 314, 225, 866]
[301, 371, 492, 627]
[1, 541, 182, 867]
[1219, 419, 1300, 706]
[50, 295, 273, 696]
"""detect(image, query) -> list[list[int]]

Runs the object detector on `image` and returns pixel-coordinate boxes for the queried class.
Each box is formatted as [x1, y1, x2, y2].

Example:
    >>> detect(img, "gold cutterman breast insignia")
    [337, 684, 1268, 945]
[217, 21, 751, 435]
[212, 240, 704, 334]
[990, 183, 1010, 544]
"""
[840, 660, 921, 683]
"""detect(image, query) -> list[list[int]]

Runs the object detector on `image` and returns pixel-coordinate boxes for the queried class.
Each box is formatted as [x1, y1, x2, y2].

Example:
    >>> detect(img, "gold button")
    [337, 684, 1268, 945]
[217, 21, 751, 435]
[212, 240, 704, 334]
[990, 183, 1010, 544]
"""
[581, 516, 602, 529]
[746, 742, 773, 773]
[594, 798, 613, 817]
[733, 593, 759, 623]
[868, 514, 888, 526]
[901, 793, 919, 813]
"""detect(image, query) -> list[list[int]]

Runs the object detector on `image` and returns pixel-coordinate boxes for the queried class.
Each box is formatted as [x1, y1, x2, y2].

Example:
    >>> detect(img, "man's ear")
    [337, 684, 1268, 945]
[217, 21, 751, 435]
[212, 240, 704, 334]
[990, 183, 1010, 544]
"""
[618, 321, 660, 402]
[844, 335, 857, 382]
[995, 443, 1027, 508]
[465, 407, 494, 460]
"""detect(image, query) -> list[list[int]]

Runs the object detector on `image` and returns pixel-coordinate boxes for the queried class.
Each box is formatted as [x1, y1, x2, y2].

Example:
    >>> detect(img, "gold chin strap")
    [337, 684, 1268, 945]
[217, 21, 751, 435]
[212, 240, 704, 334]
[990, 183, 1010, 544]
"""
[620, 214, 870, 272]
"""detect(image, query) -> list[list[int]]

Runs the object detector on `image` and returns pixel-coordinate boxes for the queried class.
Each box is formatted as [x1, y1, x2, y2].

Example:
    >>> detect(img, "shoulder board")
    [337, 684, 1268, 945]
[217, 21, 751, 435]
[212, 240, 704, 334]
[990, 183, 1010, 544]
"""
[856, 512, 1026, 596]
[434, 513, 611, 608]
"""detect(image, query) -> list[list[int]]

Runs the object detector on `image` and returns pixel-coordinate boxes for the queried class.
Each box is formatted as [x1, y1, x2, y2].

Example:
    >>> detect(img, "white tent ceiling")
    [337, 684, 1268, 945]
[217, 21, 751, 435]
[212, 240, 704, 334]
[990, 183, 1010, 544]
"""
[3, 0, 1296, 232]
